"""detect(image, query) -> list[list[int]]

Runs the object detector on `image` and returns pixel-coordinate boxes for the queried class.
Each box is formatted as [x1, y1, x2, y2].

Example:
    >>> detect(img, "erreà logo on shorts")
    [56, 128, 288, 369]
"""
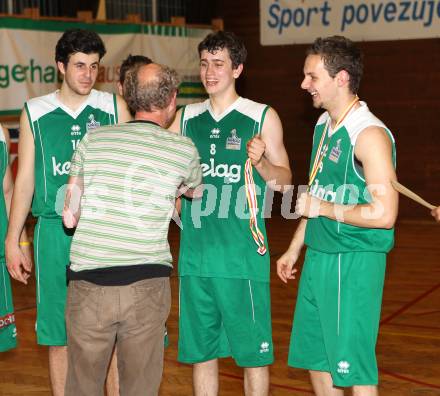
[52, 156, 71, 176]
[0, 313, 15, 330]
[260, 341, 270, 353]
[337, 360, 350, 374]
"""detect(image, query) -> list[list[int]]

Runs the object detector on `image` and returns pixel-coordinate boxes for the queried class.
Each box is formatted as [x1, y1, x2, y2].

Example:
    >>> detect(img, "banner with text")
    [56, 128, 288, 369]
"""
[0, 17, 211, 116]
[260, 0, 440, 45]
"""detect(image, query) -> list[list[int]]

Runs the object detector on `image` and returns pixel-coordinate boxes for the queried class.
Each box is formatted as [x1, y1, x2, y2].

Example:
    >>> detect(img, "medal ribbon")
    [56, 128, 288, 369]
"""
[244, 121, 266, 256]
[245, 158, 266, 255]
[308, 96, 359, 187]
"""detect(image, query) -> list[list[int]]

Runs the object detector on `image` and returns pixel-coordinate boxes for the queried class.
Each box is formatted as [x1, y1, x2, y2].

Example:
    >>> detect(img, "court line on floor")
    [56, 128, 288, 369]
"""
[384, 322, 440, 331]
[380, 283, 440, 325]
[379, 368, 440, 389]
[380, 330, 440, 340]
[15, 305, 36, 313]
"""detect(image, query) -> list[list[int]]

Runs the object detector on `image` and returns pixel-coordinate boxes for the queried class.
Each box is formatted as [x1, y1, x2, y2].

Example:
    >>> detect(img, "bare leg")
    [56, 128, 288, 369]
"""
[193, 359, 219, 396]
[106, 349, 119, 396]
[309, 370, 344, 396]
[49, 346, 68, 396]
[352, 385, 378, 396]
[244, 366, 269, 396]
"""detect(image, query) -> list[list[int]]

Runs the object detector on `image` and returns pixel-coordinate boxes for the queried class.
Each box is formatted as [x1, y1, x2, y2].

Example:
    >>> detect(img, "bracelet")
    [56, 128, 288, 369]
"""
[19, 241, 31, 246]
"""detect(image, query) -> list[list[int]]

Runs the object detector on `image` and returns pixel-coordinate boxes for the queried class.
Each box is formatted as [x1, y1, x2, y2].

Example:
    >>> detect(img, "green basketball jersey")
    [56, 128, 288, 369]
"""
[0, 126, 8, 261]
[305, 102, 396, 253]
[25, 89, 118, 218]
[179, 97, 271, 282]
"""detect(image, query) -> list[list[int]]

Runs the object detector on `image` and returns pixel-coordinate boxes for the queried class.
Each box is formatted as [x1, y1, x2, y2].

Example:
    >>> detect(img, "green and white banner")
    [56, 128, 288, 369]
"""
[0, 17, 210, 116]
[261, 0, 440, 45]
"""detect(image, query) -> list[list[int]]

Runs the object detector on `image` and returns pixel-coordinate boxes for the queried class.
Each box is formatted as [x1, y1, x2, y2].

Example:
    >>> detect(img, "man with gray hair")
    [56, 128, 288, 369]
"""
[62, 63, 202, 396]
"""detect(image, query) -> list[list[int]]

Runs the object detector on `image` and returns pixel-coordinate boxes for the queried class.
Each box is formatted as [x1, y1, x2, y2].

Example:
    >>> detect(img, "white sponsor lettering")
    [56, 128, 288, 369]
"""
[52, 156, 71, 176]
[0, 313, 15, 329]
[201, 158, 241, 183]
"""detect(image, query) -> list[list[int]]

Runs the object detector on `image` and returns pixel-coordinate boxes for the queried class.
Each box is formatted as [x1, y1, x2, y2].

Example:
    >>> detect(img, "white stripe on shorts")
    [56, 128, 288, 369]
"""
[337, 253, 341, 336]
[2, 264, 8, 311]
[248, 280, 255, 323]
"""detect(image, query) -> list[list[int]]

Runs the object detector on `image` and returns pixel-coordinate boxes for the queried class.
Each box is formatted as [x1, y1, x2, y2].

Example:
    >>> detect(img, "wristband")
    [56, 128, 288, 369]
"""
[19, 241, 31, 246]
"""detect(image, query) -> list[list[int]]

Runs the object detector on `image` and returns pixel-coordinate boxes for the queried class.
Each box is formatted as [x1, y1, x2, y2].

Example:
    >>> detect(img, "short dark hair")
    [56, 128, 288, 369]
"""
[55, 29, 106, 65]
[119, 54, 153, 86]
[123, 64, 180, 114]
[307, 36, 363, 94]
[198, 31, 247, 69]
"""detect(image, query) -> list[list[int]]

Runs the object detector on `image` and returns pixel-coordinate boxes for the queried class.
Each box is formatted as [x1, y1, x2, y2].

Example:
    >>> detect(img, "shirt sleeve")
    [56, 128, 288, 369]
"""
[183, 142, 202, 189]
[69, 133, 90, 177]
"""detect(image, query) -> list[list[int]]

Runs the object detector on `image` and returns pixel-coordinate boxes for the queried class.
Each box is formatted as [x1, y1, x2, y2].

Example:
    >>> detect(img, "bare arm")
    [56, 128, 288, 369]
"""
[5, 110, 34, 284]
[431, 206, 440, 222]
[116, 94, 132, 123]
[276, 219, 306, 283]
[298, 126, 398, 229]
[246, 108, 292, 191]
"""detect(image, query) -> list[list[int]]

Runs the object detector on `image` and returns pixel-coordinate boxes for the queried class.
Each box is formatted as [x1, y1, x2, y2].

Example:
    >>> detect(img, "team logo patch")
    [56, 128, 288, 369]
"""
[86, 114, 100, 131]
[226, 129, 241, 150]
[70, 124, 81, 136]
[259, 341, 270, 353]
[0, 313, 15, 330]
[210, 128, 220, 139]
[329, 139, 342, 163]
[337, 360, 350, 374]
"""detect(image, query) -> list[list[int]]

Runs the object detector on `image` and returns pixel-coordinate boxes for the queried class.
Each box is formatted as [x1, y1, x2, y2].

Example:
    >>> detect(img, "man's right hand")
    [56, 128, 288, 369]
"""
[6, 241, 33, 284]
[276, 248, 299, 283]
[431, 206, 440, 222]
[63, 207, 78, 229]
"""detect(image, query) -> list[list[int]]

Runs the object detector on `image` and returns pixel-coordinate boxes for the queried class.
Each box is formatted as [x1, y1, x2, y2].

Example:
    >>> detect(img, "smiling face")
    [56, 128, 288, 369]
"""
[301, 54, 339, 110]
[58, 52, 100, 97]
[199, 48, 243, 98]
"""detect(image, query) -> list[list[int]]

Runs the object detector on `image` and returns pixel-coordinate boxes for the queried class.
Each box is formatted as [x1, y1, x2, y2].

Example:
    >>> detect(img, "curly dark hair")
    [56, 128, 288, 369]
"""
[119, 54, 153, 86]
[123, 64, 180, 114]
[198, 31, 247, 69]
[307, 36, 363, 94]
[55, 29, 106, 65]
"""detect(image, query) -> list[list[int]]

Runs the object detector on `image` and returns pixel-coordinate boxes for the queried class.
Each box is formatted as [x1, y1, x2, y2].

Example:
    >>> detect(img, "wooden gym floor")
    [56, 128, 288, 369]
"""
[0, 216, 439, 395]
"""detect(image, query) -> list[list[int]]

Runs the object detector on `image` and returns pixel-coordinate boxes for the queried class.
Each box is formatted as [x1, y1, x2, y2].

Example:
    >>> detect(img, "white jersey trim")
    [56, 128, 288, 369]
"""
[314, 102, 395, 183]
[0, 125, 5, 143]
[182, 97, 268, 127]
[26, 89, 116, 122]
[344, 102, 393, 146]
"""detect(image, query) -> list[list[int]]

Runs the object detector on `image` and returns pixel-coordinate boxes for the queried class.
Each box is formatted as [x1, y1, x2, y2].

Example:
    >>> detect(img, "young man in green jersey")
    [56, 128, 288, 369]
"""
[1, 124, 31, 353]
[5, 29, 130, 395]
[170, 31, 291, 395]
[277, 36, 398, 395]
[117, 54, 152, 97]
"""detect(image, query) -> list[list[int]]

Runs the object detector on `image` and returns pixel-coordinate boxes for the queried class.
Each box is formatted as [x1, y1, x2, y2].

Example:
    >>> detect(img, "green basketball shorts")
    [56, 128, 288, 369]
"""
[178, 276, 273, 367]
[288, 248, 386, 387]
[34, 217, 72, 346]
[0, 261, 17, 352]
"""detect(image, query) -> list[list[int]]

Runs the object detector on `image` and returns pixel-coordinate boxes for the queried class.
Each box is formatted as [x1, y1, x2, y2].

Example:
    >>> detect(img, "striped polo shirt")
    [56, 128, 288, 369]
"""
[68, 121, 202, 272]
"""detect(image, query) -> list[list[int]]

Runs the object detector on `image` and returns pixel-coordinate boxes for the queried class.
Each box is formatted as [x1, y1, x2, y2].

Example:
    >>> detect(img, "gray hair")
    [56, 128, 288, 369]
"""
[123, 63, 180, 114]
